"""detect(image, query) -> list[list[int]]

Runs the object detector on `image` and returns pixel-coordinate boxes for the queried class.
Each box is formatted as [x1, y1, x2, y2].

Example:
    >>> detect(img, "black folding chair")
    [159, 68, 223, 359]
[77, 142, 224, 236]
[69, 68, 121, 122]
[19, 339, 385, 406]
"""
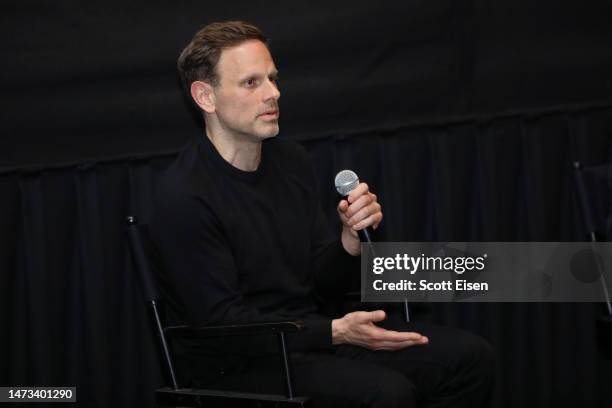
[573, 161, 612, 357]
[126, 216, 311, 407]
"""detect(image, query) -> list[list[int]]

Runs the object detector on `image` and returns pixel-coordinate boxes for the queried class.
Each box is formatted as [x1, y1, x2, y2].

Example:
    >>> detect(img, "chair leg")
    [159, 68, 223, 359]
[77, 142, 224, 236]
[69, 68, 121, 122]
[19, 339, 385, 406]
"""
[277, 332, 295, 399]
[151, 300, 179, 390]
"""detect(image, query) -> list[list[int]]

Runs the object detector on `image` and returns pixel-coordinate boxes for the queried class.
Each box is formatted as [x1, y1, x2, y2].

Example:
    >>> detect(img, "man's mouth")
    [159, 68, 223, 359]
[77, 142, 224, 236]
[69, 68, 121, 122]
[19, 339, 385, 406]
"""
[259, 110, 279, 119]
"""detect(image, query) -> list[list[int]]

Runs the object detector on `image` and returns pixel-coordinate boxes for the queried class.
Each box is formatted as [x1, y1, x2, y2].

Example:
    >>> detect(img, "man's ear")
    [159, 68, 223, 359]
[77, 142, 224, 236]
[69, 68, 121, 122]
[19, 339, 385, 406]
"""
[190, 81, 216, 113]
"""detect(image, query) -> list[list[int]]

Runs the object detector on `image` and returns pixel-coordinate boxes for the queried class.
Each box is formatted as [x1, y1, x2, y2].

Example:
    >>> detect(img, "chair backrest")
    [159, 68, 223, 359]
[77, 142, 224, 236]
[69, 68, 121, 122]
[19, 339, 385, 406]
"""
[574, 161, 612, 242]
[126, 216, 160, 302]
[126, 215, 179, 390]
[126, 216, 311, 403]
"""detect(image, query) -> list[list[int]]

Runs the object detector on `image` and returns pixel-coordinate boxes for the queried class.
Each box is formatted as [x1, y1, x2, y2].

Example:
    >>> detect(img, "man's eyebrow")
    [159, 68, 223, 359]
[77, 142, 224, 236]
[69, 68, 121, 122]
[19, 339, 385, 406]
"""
[237, 73, 259, 82]
[237, 70, 279, 83]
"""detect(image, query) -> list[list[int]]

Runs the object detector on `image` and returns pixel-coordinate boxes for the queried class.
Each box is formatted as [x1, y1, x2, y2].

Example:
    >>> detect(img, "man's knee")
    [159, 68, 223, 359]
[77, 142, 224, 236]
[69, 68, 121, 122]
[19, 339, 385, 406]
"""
[301, 358, 417, 408]
[421, 328, 495, 406]
[457, 331, 496, 380]
[446, 330, 496, 404]
[365, 373, 417, 408]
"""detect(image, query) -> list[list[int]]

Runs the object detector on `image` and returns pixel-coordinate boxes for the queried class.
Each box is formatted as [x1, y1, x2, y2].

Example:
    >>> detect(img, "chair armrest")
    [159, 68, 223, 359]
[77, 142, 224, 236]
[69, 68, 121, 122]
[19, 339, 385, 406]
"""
[164, 321, 305, 339]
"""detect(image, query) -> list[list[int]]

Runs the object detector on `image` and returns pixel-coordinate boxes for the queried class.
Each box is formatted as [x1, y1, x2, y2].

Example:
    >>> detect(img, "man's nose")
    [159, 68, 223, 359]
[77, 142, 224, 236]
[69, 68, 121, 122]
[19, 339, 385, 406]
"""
[263, 78, 280, 101]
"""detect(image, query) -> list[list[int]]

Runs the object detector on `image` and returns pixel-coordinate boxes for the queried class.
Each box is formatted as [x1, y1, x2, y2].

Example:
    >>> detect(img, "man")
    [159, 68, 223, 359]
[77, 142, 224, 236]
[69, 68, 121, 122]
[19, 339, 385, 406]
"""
[150, 21, 494, 407]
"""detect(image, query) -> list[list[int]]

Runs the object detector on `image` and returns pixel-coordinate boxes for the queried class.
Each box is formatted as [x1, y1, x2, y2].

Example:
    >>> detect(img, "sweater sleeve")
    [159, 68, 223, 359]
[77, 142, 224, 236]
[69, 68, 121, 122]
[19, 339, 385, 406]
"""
[149, 189, 333, 354]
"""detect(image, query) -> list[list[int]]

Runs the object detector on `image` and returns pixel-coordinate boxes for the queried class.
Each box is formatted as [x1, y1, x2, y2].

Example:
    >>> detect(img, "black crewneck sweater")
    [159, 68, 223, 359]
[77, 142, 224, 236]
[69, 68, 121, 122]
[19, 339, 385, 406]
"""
[149, 135, 359, 355]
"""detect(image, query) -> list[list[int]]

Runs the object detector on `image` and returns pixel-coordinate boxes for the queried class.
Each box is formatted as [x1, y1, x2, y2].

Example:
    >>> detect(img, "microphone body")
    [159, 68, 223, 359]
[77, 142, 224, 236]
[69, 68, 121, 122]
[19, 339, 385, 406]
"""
[356, 224, 374, 245]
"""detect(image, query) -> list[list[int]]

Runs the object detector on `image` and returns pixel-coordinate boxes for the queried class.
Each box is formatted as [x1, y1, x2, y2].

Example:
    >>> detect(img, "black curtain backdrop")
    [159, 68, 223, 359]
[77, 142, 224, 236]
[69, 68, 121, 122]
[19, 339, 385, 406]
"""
[2, 1, 612, 407]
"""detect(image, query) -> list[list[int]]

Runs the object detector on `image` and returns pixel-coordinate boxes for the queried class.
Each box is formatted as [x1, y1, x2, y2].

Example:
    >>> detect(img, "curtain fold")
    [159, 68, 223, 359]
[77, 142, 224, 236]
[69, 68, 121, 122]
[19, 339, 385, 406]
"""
[2, 108, 612, 407]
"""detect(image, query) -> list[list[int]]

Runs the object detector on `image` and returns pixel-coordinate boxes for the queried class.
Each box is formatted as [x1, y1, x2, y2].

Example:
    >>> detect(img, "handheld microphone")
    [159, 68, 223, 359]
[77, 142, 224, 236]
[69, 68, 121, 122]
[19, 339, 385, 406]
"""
[334, 169, 374, 245]
[334, 169, 411, 323]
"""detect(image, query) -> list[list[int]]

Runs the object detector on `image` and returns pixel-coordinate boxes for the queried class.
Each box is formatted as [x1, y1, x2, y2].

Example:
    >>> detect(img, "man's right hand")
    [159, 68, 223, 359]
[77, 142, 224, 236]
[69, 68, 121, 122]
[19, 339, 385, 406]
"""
[332, 310, 428, 351]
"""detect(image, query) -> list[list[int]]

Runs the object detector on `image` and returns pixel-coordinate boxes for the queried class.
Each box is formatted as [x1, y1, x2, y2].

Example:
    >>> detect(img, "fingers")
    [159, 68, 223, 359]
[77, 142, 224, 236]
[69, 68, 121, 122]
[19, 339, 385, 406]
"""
[346, 190, 376, 215]
[338, 310, 429, 351]
[339, 183, 383, 230]
[356, 311, 428, 345]
[337, 200, 352, 230]
[345, 194, 377, 218]
[347, 182, 369, 203]
[370, 338, 429, 351]
[337, 200, 349, 221]
[367, 310, 386, 323]
[352, 310, 386, 323]
[352, 211, 383, 231]
[369, 327, 426, 343]
[366, 327, 429, 351]
[346, 199, 382, 230]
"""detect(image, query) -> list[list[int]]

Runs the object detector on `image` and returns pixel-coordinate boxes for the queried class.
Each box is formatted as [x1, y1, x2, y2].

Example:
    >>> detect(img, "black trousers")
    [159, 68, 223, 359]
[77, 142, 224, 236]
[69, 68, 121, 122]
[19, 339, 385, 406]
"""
[190, 319, 496, 408]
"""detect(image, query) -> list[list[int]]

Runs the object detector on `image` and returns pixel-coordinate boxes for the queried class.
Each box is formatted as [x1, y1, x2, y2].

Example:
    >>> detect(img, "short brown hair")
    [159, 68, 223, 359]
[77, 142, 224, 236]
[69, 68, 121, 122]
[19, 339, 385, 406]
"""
[177, 21, 268, 93]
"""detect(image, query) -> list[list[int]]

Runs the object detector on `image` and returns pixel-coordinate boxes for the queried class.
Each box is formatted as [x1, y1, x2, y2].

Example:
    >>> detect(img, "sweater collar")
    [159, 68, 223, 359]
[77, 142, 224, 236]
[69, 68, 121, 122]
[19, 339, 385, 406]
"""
[196, 134, 269, 183]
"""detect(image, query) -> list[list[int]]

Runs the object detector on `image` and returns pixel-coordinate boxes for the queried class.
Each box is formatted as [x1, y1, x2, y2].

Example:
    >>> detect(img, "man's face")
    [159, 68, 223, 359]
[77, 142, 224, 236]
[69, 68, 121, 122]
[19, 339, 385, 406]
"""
[212, 40, 280, 141]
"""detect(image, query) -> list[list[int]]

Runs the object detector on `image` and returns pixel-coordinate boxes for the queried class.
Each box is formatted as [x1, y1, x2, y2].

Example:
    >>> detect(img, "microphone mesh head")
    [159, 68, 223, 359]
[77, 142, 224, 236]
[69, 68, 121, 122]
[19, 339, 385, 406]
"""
[335, 170, 360, 196]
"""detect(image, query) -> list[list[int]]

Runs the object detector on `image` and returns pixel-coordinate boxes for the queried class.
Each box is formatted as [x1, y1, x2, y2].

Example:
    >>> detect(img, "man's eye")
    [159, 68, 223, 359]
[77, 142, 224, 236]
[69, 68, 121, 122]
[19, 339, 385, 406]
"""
[245, 78, 256, 87]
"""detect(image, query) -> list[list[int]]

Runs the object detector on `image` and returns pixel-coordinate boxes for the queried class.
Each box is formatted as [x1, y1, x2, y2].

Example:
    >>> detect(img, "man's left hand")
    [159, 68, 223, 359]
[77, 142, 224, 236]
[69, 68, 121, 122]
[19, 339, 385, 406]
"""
[337, 182, 383, 256]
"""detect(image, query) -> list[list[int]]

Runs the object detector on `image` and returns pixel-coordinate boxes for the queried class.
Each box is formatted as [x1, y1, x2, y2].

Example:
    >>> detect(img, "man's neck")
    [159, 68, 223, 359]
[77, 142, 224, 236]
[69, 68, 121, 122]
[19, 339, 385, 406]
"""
[205, 125, 262, 172]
